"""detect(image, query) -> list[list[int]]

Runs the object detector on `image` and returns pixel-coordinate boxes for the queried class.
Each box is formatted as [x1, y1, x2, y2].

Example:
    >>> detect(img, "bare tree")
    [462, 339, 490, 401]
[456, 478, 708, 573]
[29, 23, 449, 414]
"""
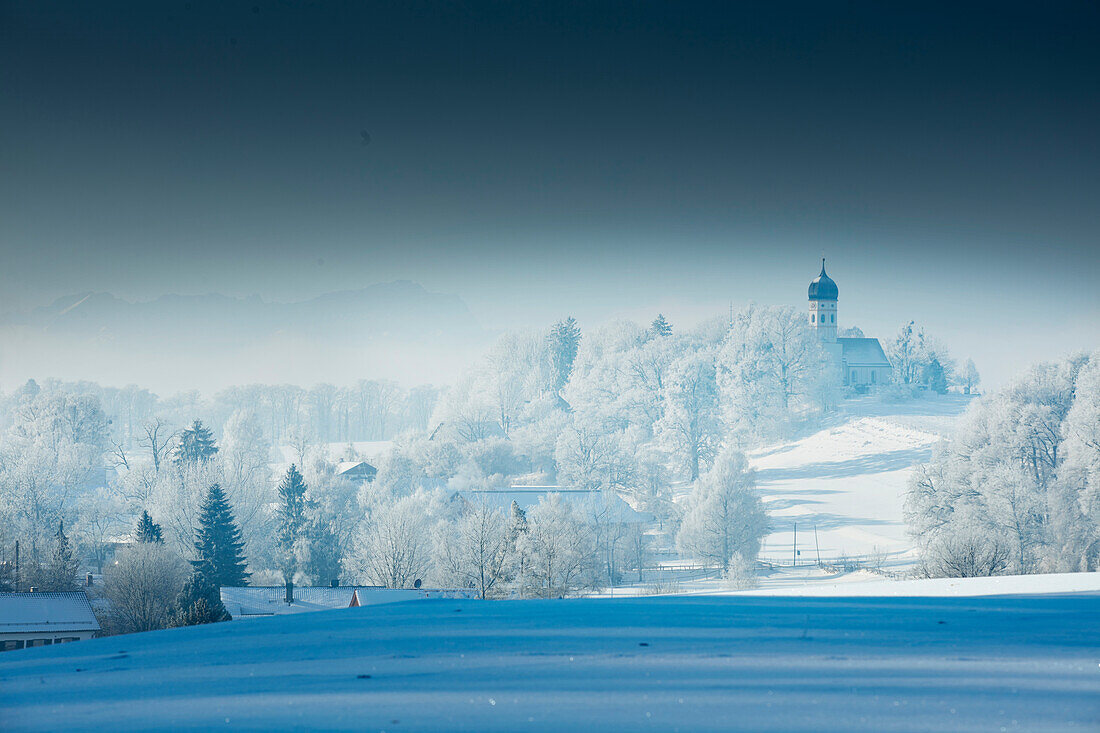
[102, 543, 190, 633]
[433, 501, 511, 598]
[140, 418, 176, 474]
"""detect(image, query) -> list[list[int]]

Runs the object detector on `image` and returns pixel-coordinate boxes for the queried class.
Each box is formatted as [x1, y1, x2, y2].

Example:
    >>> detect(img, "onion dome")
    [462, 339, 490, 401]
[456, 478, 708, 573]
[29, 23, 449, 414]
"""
[808, 258, 838, 300]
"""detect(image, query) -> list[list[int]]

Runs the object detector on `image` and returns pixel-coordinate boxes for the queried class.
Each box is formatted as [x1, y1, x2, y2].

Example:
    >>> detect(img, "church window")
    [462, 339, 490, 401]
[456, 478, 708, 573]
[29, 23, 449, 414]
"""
[830, 314, 834, 323]
[811, 314, 815, 323]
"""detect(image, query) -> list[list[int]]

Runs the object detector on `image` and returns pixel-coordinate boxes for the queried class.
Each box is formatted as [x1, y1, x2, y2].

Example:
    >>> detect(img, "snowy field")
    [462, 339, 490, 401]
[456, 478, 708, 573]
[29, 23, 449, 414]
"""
[747, 393, 972, 568]
[2, 591, 1098, 732]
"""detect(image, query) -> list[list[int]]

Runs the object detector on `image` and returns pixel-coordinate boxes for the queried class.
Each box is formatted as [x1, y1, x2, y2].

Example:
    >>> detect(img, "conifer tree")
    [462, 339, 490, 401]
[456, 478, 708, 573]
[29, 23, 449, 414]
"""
[276, 464, 308, 580]
[547, 317, 581, 394]
[650, 313, 673, 338]
[173, 420, 218, 466]
[44, 521, 79, 591]
[193, 483, 249, 587]
[134, 510, 164, 544]
[171, 570, 229, 626]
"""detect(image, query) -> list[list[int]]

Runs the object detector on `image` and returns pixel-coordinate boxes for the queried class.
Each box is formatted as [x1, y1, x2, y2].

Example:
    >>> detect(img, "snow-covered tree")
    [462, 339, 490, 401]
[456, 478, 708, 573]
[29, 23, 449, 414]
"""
[103, 543, 189, 633]
[547, 317, 582, 396]
[718, 305, 831, 443]
[275, 464, 308, 581]
[433, 500, 511, 598]
[173, 420, 218, 466]
[655, 348, 722, 480]
[676, 449, 768, 571]
[962, 358, 981, 395]
[519, 493, 595, 597]
[649, 313, 673, 338]
[350, 493, 432, 588]
[134, 510, 164, 544]
[905, 353, 1095, 574]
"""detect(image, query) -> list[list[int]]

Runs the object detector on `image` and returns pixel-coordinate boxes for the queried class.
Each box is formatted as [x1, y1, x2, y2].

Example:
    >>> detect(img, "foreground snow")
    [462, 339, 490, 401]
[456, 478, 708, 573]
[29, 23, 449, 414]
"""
[2, 593, 1098, 731]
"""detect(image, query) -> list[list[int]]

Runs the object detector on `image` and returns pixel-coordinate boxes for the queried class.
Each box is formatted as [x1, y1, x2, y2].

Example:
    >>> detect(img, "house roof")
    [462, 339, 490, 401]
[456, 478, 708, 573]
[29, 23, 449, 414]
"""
[0, 592, 101, 634]
[838, 337, 892, 367]
[336, 461, 377, 476]
[219, 586, 474, 618]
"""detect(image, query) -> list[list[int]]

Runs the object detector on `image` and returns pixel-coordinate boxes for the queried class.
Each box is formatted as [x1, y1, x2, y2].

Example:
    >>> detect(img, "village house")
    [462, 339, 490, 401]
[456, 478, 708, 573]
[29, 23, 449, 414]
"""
[0, 591, 101, 652]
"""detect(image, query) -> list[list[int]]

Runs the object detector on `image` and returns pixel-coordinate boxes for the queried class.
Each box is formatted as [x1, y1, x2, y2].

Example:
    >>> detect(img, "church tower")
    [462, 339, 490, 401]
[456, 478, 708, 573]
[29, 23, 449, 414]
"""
[808, 258, 838, 343]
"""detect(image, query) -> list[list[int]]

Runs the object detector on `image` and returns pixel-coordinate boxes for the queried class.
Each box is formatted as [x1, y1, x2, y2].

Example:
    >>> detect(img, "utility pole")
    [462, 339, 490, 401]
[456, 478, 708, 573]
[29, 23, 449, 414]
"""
[814, 525, 821, 566]
[792, 522, 797, 566]
[14, 540, 19, 592]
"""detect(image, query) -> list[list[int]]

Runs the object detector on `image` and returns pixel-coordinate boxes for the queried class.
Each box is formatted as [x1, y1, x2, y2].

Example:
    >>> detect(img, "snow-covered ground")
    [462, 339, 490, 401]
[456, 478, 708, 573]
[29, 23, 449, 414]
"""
[747, 393, 972, 568]
[677, 565, 1100, 597]
[3, 592, 1097, 731]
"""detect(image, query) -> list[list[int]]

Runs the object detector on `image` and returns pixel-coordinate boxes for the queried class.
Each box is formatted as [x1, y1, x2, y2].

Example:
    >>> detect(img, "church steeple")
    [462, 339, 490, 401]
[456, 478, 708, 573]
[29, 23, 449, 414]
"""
[808, 258, 838, 342]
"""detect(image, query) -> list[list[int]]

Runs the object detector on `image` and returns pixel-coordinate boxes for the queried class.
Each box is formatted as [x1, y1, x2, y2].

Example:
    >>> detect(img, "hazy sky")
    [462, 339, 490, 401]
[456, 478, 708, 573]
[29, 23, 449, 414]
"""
[1, 1, 1097, 387]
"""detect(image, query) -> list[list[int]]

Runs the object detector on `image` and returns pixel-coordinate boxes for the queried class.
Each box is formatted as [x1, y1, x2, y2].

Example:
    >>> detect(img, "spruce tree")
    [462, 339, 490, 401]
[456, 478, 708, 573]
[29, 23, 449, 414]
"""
[547, 317, 581, 394]
[193, 483, 249, 587]
[45, 521, 79, 591]
[135, 510, 165, 544]
[173, 420, 218, 466]
[276, 464, 308, 580]
[650, 313, 672, 338]
[171, 570, 230, 626]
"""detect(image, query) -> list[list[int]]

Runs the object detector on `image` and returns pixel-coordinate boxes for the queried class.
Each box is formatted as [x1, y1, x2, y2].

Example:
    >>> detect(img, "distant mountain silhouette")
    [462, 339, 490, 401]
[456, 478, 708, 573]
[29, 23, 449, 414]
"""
[0, 282, 491, 392]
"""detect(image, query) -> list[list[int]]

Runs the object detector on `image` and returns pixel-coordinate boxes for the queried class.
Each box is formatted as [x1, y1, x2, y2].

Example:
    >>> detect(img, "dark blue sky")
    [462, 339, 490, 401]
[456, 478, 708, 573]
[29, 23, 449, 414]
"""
[1, 1, 1097, 385]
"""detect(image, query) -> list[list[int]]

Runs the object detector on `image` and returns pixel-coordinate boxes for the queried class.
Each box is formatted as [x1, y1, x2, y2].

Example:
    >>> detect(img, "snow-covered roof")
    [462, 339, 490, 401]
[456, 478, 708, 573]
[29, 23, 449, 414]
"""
[220, 586, 475, 619]
[457, 488, 653, 524]
[0, 592, 100, 634]
[336, 461, 377, 476]
[838, 337, 891, 367]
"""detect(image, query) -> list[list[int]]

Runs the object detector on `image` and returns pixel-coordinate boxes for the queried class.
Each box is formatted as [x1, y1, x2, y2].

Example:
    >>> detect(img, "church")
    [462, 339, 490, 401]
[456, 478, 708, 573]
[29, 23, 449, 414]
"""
[808, 259, 892, 388]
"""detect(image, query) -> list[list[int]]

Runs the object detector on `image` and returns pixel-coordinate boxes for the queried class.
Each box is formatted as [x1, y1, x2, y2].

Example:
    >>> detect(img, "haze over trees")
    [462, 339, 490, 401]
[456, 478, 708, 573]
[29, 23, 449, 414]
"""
[0, 304, 996, 620]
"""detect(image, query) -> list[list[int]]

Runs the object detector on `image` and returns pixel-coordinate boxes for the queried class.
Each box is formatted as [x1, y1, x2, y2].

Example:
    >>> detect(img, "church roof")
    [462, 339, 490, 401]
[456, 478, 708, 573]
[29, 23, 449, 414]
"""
[838, 338, 891, 367]
[808, 259, 839, 300]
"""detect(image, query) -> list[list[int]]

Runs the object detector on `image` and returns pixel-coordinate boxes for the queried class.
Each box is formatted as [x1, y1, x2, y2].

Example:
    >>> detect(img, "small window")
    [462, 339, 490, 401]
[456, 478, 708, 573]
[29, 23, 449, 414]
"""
[811, 314, 815, 323]
[871, 371, 876, 384]
[830, 314, 835, 323]
[1, 640, 26, 651]
[25, 639, 52, 648]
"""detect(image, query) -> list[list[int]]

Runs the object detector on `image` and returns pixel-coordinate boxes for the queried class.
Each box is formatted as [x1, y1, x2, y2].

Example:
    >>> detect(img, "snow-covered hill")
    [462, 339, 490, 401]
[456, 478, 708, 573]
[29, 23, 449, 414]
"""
[2, 591, 1097, 731]
[748, 394, 972, 567]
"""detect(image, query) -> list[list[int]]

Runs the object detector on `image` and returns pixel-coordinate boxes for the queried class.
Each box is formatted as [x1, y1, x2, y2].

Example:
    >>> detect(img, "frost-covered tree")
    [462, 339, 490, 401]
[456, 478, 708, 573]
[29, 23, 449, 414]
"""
[676, 449, 768, 571]
[905, 353, 1096, 574]
[962, 358, 981, 395]
[547, 317, 582, 396]
[519, 494, 595, 597]
[350, 493, 431, 588]
[75, 490, 128, 572]
[171, 570, 230, 626]
[0, 390, 108, 567]
[276, 464, 308, 581]
[655, 348, 722, 480]
[649, 313, 672, 338]
[718, 305, 831, 443]
[103, 543, 189, 633]
[433, 501, 511, 598]
[173, 420, 218, 466]
[33, 521, 81, 592]
[135, 510, 164, 544]
[193, 483, 249, 587]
